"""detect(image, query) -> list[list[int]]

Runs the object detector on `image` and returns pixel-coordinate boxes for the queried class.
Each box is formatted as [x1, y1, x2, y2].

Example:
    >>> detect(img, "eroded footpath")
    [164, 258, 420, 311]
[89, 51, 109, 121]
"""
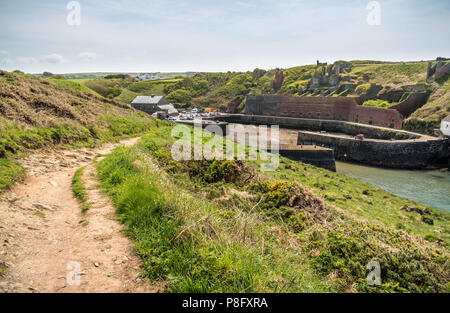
[0, 137, 160, 292]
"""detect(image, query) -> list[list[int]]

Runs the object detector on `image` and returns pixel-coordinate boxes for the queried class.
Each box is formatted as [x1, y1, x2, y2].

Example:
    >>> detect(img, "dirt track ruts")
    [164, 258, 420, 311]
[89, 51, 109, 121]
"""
[0, 137, 161, 293]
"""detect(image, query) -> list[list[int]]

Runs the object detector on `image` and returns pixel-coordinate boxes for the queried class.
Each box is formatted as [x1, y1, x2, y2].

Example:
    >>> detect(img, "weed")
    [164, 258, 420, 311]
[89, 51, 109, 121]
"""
[72, 166, 88, 203]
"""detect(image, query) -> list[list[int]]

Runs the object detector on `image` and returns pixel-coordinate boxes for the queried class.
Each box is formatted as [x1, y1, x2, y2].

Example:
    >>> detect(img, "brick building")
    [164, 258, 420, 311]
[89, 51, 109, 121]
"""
[245, 95, 402, 129]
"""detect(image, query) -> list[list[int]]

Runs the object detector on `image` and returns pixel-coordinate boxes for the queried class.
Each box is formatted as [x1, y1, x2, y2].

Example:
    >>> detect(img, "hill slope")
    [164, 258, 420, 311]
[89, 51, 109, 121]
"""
[0, 70, 155, 192]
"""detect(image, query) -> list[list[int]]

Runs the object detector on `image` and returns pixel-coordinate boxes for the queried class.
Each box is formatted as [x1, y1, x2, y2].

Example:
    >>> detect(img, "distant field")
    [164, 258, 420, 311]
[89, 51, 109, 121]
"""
[61, 72, 197, 80]
[66, 78, 93, 84]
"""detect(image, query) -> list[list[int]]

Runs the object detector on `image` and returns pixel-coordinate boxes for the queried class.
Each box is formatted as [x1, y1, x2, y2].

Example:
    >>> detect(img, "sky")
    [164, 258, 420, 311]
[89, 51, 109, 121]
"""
[0, 0, 449, 74]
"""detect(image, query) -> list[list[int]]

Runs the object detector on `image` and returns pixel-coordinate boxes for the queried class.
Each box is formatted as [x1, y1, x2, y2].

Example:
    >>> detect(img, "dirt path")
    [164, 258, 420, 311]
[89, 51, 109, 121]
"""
[0, 138, 160, 293]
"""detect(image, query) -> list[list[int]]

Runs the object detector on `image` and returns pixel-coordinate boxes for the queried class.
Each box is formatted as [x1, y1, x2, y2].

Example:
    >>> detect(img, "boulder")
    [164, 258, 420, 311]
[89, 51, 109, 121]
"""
[252, 68, 266, 79]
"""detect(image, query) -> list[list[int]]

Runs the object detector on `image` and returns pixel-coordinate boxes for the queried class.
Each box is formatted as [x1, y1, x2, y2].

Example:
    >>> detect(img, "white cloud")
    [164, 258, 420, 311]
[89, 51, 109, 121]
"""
[0, 50, 8, 55]
[236, 1, 256, 8]
[78, 52, 97, 61]
[40, 53, 65, 64]
[17, 56, 38, 65]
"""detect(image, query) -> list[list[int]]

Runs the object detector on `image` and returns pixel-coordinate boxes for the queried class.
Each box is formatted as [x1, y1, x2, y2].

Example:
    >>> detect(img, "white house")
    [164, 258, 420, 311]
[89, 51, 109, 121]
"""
[441, 115, 450, 137]
[136, 73, 161, 81]
[137, 73, 151, 81]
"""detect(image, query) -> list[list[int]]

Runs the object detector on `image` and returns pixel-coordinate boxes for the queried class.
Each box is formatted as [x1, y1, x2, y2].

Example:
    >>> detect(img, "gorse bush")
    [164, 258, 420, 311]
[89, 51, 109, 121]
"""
[186, 160, 256, 185]
[247, 180, 331, 232]
[310, 227, 449, 292]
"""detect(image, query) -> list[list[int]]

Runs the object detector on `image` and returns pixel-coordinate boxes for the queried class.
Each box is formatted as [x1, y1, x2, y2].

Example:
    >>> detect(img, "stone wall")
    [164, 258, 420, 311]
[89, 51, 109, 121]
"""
[220, 114, 417, 139]
[245, 95, 402, 128]
[279, 147, 336, 171]
[130, 103, 158, 115]
[435, 61, 450, 80]
[389, 93, 428, 118]
[216, 114, 448, 169]
[298, 131, 449, 169]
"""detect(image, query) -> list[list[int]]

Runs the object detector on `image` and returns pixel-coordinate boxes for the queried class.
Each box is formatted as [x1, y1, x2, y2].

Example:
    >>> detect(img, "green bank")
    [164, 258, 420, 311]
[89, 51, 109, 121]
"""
[96, 123, 449, 293]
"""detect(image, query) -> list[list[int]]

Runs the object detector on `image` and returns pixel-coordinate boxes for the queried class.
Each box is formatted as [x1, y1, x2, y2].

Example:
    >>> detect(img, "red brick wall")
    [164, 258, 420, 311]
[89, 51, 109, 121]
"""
[351, 106, 402, 128]
[389, 93, 427, 118]
[277, 96, 401, 128]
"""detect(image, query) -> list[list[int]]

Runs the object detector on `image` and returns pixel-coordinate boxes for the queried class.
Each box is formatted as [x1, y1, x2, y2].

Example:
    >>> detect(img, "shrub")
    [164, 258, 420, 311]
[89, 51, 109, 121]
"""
[355, 83, 371, 95]
[166, 89, 193, 104]
[309, 227, 449, 292]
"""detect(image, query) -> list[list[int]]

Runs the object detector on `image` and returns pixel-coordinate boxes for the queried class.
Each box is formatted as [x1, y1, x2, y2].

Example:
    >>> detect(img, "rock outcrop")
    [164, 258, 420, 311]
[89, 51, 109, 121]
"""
[227, 96, 244, 113]
[271, 70, 284, 91]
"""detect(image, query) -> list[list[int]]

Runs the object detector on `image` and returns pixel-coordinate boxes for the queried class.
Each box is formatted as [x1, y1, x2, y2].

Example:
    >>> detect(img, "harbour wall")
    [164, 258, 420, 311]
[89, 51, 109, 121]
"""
[216, 114, 449, 169]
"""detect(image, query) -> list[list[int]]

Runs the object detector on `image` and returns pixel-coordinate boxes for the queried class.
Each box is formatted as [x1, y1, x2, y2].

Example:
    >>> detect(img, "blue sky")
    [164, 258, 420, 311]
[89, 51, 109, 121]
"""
[0, 0, 449, 73]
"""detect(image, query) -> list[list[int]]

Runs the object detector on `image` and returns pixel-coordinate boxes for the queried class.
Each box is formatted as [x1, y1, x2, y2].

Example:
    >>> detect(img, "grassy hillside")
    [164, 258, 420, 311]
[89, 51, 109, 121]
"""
[96, 124, 449, 293]
[404, 73, 450, 134]
[0, 70, 156, 193]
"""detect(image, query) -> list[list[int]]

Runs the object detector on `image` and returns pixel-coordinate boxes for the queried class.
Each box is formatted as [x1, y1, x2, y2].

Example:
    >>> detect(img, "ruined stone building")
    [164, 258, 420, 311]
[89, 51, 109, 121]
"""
[245, 95, 402, 129]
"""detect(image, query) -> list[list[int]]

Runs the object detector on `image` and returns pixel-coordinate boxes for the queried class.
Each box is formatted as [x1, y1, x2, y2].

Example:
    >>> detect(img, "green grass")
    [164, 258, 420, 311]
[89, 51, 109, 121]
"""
[114, 88, 139, 104]
[127, 80, 175, 95]
[0, 115, 158, 195]
[362, 99, 393, 108]
[72, 166, 94, 212]
[72, 166, 88, 202]
[49, 78, 100, 96]
[96, 123, 449, 293]
[97, 145, 330, 292]
[0, 158, 24, 193]
[347, 62, 428, 86]
[0, 119, 94, 153]
[66, 78, 95, 84]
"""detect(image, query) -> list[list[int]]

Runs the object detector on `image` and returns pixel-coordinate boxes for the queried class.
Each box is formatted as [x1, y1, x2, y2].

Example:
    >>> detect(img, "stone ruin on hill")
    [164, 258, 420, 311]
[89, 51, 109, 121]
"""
[271, 70, 284, 91]
[309, 60, 351, 89]
[427, 57, 450, 82]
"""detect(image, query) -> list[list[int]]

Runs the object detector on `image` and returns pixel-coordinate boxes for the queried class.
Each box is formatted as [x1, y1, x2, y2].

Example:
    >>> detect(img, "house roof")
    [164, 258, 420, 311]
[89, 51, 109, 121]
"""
[158, 104, 175, 111]
[131, 96, 165, 105]
[443, 115, 450, 122]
